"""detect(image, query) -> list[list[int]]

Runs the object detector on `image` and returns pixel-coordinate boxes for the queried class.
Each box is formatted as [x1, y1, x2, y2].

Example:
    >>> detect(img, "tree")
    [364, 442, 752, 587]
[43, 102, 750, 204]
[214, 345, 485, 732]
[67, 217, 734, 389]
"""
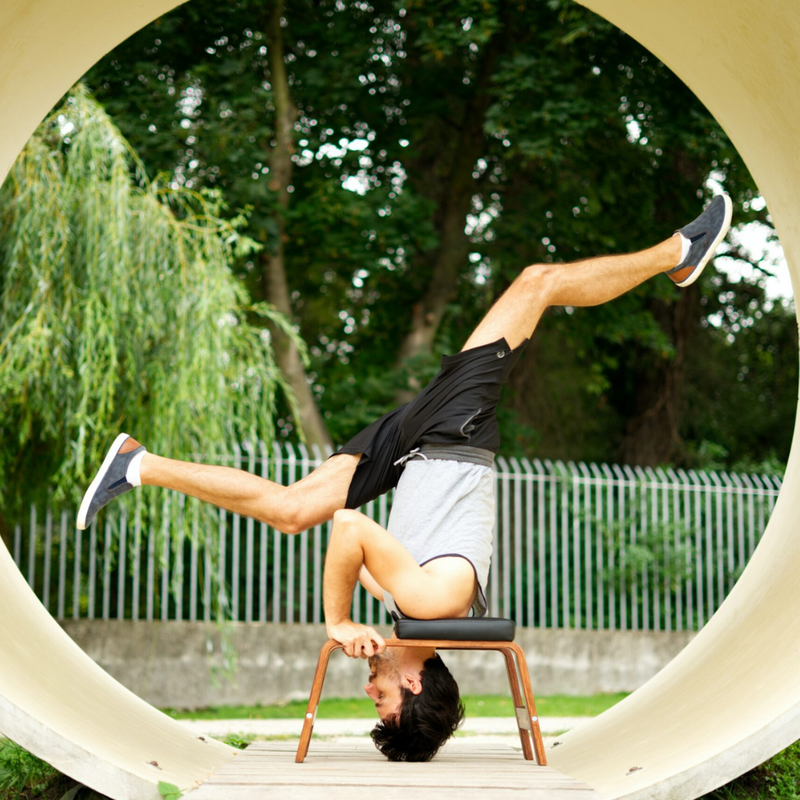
[0, 85, 302, 526]
[83, 0, 792, 468]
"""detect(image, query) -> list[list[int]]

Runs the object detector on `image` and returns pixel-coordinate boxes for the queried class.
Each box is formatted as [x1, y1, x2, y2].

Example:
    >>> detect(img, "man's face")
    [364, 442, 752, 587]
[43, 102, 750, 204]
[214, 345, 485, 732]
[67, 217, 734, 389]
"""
[364, 651, 403, 721]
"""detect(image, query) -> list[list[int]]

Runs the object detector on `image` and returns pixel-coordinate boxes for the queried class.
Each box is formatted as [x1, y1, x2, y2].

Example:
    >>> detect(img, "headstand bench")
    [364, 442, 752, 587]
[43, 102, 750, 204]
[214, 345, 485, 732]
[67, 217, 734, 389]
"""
[296, 617, 547, 765]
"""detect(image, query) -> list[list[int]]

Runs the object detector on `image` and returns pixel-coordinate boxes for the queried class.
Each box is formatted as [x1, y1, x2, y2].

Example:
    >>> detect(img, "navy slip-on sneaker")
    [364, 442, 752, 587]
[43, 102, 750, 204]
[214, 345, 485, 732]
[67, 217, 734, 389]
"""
[667, 193, 733, 288]
[76, 433, 145, 530]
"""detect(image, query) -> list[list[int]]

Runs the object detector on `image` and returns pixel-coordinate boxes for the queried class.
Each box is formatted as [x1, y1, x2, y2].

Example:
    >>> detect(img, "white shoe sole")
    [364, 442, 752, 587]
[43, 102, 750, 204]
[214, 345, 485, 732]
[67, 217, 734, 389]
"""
[675, 194, 733, 288]
[76, 433, 130, 530]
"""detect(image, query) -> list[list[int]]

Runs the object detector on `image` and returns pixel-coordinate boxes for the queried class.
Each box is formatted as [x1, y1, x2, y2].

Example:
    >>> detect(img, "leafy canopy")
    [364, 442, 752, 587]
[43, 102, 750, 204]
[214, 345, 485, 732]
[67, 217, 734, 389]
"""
[0, 85, 303, 513]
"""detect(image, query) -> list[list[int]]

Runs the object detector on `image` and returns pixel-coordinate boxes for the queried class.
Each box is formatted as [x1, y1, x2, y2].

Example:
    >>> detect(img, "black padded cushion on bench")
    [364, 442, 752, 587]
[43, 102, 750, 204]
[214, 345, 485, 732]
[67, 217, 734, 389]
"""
[394, 617, 515, 642]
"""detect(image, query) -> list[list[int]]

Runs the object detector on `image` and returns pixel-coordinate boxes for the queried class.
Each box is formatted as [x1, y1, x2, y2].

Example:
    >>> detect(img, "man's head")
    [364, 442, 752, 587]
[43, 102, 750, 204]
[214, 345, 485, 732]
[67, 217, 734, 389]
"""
[365, 646, 464, 761]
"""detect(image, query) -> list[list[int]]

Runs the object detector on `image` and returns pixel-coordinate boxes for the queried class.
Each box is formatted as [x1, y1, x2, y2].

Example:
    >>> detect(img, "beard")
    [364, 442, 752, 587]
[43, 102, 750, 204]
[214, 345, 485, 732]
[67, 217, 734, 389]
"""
[368, 651, 399, 678]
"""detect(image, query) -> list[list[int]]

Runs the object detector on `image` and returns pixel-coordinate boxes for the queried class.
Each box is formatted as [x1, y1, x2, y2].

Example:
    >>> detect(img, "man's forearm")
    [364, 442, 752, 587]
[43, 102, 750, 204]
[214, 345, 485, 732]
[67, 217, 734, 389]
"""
[322, 509, 386, 658]
[322, 510, 366, 626]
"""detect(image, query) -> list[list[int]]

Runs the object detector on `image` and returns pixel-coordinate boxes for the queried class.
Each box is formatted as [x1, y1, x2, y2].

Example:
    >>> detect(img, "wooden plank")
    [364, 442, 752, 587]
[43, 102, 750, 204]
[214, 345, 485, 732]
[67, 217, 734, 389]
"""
[189, 741, 600, 799]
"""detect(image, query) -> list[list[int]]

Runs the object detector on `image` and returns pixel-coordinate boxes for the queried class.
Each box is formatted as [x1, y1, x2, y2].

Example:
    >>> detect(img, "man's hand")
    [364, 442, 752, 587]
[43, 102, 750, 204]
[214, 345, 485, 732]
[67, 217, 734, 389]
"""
[327, 620, 386, 659]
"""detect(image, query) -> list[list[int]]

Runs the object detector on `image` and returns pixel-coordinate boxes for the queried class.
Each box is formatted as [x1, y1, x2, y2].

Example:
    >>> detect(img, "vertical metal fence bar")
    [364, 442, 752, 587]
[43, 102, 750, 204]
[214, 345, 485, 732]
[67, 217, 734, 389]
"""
[711, 471, 724, 615]
[511, 458, 523, 626]
[490, 465, 500, 618]
[43, 508, 53, 613]
[103, 519, 112, 620]
[722, 473, 735, 593]
[190, 502, 199, 623]
[580, 463, 592, 631]
[272, 443, 284, 624]
[286, 444, 297, 625]
[522, 459, 534, 628]
[58, 511, 68, 619]
[743, 474, 756, 560]
[364, 500, 376, 627]
[217, 504, 227, 620]
[232, 446, 242, 622]
[73, 523, 82, 620]
[297, 443, 310, 626]
[613, 465, 627, 630]
[175, 494, 185, 622]
[161, 497, 170, 622]
[690, 471, 704, 627]
[311, 444, 325, 627]
[636, 467, 649, 631]
[601, 465, 614, 630]
[146, 512, 155, 622]
[732, 473, 746, 575]
[625, 466, 639, 632]
[700, 471, 714, 620]
[546, 461, 557, 628]
[754, 474, 766, 548]
[244, 441, 256, 624]
[132, 500, 141, 622]
[533, 460, 546, 629]
[117, 506, 127, 621]
[679, 469, 693, 631]
[259, 440, 270, 624]
[591, 464, 604, 630]
[669, 469, 682, 632]
[27, 505, 37, 589]
[378, 481, 389, 627]
[497, 456, 511, 620]
[14, 523, 21, 566]
[88, 520, 99, 620]
[648, 467, 660, 632]
[559, 462, 570, 629]
[656, 467, 669, 631]
[570, 462, 581, 630]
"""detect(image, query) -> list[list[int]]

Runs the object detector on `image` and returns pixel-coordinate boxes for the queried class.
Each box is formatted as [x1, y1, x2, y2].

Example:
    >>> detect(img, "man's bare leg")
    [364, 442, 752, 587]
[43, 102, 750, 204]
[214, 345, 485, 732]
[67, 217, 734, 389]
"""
[463, 236, 683, 352]
[138, 450, 359, 534]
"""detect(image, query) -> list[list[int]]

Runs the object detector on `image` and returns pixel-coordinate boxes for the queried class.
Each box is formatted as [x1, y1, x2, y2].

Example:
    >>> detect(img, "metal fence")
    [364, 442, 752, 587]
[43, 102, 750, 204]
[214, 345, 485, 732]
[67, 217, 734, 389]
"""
[8, 444, 781, 631]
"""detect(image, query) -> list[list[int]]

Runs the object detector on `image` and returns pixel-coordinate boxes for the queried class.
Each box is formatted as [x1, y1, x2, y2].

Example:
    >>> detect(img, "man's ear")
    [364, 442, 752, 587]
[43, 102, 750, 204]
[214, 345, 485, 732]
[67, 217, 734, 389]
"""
[401, 672, 423, 696]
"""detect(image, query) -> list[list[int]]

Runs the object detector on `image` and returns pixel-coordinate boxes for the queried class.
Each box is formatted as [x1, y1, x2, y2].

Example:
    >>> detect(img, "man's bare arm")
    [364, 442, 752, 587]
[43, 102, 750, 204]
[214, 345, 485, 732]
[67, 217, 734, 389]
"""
[323, 511, 387, 658]
[324, 508, 475, 624]
[358, 566, 384, 601]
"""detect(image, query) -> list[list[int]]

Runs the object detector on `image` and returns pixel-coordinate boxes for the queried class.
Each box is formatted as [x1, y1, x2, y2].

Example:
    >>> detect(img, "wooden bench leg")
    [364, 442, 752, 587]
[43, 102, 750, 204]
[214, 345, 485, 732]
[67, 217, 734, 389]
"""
[508, 643, 547, 766]
[499, 647, 534, 761]
[295, 640, 341, 763]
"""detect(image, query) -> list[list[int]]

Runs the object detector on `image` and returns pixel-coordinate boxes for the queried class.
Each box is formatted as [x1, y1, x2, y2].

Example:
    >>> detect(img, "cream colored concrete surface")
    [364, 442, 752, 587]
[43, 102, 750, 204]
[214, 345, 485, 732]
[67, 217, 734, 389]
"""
[547, 2, 800, 799]
[0, 1, 799, 799]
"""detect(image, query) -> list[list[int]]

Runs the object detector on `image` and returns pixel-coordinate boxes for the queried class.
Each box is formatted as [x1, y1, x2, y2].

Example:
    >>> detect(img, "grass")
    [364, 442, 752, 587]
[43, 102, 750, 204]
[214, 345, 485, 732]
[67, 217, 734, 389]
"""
[0, 739, 103, 800]
[163, 692, 629, 721]
[700, 741, 800, 800]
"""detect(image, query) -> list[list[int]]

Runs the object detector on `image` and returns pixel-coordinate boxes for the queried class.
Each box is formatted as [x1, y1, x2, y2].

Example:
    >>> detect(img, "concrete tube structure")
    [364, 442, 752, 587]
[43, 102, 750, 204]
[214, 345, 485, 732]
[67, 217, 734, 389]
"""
[0, 1, 798, 798]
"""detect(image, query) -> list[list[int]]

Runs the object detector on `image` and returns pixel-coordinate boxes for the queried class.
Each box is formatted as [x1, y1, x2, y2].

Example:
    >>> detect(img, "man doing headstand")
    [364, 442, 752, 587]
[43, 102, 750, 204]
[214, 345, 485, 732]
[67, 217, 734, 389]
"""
[77, 194, 732, 761]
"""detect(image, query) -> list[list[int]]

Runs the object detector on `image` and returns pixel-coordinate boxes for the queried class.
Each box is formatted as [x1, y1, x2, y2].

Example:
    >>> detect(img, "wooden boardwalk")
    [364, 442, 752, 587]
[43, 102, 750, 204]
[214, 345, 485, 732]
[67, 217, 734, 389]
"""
[189, 740, 601, 799]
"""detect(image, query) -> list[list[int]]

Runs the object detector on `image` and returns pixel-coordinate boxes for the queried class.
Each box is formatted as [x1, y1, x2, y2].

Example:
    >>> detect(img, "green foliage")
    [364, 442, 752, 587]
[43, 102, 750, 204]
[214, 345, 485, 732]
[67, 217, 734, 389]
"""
[157, 781, 183, 799]
[702, 740, 800, 799]
[0, 85, 303, 514]
[0, 739, 77, 800]
[600, 515, 696, 593]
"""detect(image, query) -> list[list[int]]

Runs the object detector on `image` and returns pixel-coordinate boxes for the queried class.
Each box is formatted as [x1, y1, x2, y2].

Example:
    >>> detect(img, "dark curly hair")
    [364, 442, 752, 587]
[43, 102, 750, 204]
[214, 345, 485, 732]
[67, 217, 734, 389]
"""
[370, 654, 465, 762]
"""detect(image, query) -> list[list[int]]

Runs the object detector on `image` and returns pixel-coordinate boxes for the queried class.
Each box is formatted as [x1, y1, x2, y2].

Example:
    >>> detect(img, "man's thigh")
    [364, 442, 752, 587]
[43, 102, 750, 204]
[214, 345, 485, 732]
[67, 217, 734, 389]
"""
[284, 452, 361, 528]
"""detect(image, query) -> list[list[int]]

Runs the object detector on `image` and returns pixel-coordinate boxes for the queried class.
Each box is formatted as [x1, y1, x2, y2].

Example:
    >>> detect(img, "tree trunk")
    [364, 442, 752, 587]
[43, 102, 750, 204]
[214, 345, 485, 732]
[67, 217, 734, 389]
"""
[394, 42, 501, 402]
[619, 286, 698, 466]
[262, 1, 332, 451]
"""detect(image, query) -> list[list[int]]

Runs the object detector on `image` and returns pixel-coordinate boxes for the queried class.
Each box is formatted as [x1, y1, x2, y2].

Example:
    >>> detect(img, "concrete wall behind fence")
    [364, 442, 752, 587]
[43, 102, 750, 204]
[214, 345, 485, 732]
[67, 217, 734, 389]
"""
[61, 620, 696, 709]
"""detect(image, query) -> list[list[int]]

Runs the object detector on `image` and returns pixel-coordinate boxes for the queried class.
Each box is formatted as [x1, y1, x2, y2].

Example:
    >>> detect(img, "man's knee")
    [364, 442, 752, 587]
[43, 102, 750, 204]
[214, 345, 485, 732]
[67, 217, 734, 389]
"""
[517, 263, 558, 304]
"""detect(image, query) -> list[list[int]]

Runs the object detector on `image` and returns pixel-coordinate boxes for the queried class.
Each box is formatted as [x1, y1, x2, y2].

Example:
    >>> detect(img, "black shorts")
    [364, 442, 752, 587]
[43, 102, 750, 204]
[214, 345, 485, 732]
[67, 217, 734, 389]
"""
[336, 336, 528, 508]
